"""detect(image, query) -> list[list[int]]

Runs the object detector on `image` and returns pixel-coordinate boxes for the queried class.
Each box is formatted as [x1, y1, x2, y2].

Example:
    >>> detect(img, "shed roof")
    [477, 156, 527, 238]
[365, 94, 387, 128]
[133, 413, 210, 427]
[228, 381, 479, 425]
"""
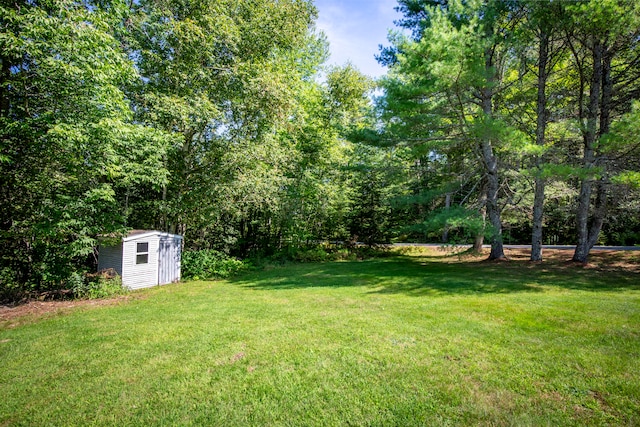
[123, 230, 183, 242]
[127, 229, 152, 237]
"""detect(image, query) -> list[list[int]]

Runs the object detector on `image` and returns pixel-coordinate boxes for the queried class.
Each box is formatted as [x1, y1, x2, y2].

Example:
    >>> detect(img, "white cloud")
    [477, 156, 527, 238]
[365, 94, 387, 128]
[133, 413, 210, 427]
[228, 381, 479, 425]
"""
[314, 0, 400, 78]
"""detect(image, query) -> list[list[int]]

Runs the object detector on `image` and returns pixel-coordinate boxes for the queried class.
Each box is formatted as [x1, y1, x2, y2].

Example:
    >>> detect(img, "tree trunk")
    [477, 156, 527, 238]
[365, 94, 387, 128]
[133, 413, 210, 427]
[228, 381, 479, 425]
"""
[585, 49, 613, 250]
[442, 192, 451, 243]
[485, 161, 505, 260]
[473, 234, 484, 252]
[573, 180, 594, 263]
[473, 178, 488, 252]
[573, 40, 603, 263]
[531, 178, 545, 261]
[480, 54, 505, 260]
[531, 31, 550, 262]
[587, 179, 607, 248]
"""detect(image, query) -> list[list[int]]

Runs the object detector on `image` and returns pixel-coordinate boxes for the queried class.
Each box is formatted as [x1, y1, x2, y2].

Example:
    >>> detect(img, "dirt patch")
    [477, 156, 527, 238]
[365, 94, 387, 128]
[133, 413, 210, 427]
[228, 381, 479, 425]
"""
[0, 295, 135, 326]
[397, 246, 640, 277]
[231, 352, 246, 363]
[445, 248, 640, 272]
[505, 248, 640, 272]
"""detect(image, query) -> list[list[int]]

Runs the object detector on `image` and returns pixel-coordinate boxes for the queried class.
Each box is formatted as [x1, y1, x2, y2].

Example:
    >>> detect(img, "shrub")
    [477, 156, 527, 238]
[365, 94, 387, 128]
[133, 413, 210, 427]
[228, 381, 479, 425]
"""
[182, 250, 249, 280]
[293, 247, 331, 262]
[72, 270, 127, 299]
[0, 268, 24, 303]
[269, 244, 391, 264]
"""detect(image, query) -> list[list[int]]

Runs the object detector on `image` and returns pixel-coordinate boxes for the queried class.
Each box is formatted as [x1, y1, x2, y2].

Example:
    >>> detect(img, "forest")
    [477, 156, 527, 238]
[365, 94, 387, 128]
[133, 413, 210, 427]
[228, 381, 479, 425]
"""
[1, 0, 640, 299]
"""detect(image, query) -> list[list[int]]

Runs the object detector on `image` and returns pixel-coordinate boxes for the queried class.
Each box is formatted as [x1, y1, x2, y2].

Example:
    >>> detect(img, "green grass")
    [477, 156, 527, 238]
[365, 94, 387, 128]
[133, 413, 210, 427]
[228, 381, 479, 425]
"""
[1, 249, 639, 426]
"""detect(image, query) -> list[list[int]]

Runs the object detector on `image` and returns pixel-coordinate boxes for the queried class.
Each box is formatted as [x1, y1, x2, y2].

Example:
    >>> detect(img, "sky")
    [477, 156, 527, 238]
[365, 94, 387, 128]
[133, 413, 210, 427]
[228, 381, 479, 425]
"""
[313, 0, 402, 79]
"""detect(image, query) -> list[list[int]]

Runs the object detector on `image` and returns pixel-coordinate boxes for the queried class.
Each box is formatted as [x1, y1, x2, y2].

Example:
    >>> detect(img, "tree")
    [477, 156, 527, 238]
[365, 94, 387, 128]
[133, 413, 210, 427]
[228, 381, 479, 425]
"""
[277, 64, 375, 249]
[379, 0, 522, 259]
[0, 0, 170, 295]
[123, 0, 321, 252]
[565, 0, 640, 263]
[523, 0, 568, 261]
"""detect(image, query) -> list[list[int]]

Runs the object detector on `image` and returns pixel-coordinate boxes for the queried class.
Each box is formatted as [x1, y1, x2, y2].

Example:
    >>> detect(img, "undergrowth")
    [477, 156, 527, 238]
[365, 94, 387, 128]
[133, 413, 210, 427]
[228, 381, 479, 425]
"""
[71, 271, 127, 300]
[252, 244, 394, 265]
[181, 249, 250, 280]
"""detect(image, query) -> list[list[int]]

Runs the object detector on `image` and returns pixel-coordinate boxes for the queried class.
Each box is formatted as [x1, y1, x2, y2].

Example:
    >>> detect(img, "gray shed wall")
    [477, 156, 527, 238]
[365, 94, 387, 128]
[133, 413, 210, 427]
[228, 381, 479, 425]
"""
[97, 244, 123, 276]
[157, 235, 182, 285]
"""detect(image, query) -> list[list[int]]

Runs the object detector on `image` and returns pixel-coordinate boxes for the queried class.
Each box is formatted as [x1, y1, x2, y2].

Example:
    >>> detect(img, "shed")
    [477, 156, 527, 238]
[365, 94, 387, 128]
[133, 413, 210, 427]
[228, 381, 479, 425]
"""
[98, 230, 183, 290]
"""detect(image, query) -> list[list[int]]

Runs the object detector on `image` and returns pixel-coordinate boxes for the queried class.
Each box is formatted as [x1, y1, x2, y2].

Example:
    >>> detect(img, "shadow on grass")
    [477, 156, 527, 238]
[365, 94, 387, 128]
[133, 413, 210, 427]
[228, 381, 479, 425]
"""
[232, 254, 640, 297]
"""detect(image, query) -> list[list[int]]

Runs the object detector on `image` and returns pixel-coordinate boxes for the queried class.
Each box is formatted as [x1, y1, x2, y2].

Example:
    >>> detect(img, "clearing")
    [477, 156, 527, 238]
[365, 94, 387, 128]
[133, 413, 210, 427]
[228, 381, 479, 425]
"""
[1, 248, 639, 426]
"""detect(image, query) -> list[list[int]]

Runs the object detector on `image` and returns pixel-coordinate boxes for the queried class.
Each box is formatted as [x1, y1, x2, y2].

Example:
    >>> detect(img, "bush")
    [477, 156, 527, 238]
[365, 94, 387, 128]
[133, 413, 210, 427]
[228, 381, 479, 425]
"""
[0, 268, 126, 303]
[293, 247, 332, 262]
[72, 270, 127, 299]
[0, 268, 24, 303]
[266, 244, 391, 264]
[182, 250, 249, 280]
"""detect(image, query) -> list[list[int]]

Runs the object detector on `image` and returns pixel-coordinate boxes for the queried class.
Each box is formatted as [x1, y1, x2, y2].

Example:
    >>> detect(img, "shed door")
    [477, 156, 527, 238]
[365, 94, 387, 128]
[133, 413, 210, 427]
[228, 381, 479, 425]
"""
[158, 239, 173, 285]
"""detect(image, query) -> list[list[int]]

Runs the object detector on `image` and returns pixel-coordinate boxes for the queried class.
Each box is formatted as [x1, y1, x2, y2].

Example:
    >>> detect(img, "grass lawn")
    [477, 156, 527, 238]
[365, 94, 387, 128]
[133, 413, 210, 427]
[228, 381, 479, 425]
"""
[1, 248, 639, 426]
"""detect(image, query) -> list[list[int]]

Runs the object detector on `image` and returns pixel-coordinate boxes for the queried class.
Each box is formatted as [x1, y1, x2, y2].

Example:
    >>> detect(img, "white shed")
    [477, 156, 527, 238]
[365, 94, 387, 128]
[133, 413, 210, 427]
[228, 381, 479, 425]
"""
[98, 230, 183, 290]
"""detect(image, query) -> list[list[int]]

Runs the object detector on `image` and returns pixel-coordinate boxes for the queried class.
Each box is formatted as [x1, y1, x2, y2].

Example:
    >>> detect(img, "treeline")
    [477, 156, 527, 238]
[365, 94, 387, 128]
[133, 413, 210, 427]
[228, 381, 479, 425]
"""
[373, 0, 640, 261]
[1, 0, 640, 299]
[0, 0, 377, 298]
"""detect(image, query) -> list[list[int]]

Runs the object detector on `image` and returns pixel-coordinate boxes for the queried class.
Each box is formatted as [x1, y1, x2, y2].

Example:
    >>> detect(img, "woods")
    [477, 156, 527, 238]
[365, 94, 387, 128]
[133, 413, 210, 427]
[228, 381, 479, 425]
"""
[377, 0, 640, 260]
[1, 0, 640, 299]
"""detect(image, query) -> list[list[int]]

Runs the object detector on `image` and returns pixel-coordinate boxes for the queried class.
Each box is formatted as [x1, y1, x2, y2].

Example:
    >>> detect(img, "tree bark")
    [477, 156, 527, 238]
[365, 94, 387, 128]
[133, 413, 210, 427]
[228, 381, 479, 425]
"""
[485, 155, 505, 260]
[573, 40, 603, 263]
[585, 49, 614, 249]
[442, 192, 451, 243]
[531, 178, 545, 261]
[480, 46, 505, 260]
[531, 31, 550, 262]
[473, 180, 487, 252]
[587, 179, 607, 248]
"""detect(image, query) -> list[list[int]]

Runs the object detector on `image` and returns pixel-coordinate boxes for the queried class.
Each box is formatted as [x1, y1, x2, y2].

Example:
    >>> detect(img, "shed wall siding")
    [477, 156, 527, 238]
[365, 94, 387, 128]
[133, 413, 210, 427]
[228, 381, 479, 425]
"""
[97, 245, 123, 276]
[122, 237, 159, 290]
[158, 235, 182, 285]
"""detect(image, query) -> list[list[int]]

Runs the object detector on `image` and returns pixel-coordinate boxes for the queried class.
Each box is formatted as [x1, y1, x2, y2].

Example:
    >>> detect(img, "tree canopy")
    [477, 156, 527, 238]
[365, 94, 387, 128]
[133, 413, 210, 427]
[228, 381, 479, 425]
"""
[376, 0, 640, 262]
[1, 0, 639, 299]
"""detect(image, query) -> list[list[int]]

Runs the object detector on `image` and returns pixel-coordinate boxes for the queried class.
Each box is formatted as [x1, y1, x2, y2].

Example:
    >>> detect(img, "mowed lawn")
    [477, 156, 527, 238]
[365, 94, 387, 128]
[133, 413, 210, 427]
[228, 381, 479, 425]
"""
[1, 249, 639, 426]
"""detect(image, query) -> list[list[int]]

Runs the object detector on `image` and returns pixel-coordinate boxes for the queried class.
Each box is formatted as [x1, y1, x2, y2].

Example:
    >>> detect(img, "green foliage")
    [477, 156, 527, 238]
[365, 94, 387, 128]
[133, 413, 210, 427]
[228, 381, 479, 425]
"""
[377, 0, 522, 258]
[600, 102, 640, 155]
[0, 268, 24, 303]
[290, 246, 347, 263]
[1, 0, 360, 299]
[348, 165, 393, 246]
[71, 272, 126, 300]
[417, 205, 488, 243]
[281, 245, 391, 263]
[377, 0, 640, 261]
[181, 250, 249, 280]
[0, 0, 171, 295]
[612, 171, 640, 189]
[3, 0, 640, 299]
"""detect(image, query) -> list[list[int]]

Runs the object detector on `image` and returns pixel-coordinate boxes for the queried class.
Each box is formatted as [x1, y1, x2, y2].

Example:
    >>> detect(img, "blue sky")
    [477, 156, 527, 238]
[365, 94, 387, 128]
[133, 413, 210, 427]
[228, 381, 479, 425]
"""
[314, 0, 402, 78]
